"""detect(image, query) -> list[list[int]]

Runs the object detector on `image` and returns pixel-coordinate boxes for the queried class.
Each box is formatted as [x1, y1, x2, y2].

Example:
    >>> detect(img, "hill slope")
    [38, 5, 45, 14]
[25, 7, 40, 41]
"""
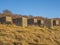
[0, 24, 60, 45]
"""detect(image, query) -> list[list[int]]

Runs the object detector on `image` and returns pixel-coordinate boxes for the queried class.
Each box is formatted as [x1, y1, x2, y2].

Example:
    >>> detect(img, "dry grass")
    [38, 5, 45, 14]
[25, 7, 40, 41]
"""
[0, 24, 60, 45]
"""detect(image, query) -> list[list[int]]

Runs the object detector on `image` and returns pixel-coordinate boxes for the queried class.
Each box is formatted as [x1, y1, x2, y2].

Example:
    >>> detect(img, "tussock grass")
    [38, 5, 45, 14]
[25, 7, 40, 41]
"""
[0, 24, 60, 45]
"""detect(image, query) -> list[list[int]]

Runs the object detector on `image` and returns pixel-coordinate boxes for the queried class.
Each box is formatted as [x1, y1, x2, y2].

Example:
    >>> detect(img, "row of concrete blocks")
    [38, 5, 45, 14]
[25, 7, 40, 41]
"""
[0, 15, 60, 28]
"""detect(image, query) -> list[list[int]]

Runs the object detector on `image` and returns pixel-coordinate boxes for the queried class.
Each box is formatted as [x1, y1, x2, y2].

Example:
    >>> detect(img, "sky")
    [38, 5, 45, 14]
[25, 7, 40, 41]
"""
[0, 0, 60, 18]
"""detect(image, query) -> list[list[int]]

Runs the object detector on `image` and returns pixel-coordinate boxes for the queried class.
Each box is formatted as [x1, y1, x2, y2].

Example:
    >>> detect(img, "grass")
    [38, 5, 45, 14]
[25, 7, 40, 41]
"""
[0, 24, 60, 45]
